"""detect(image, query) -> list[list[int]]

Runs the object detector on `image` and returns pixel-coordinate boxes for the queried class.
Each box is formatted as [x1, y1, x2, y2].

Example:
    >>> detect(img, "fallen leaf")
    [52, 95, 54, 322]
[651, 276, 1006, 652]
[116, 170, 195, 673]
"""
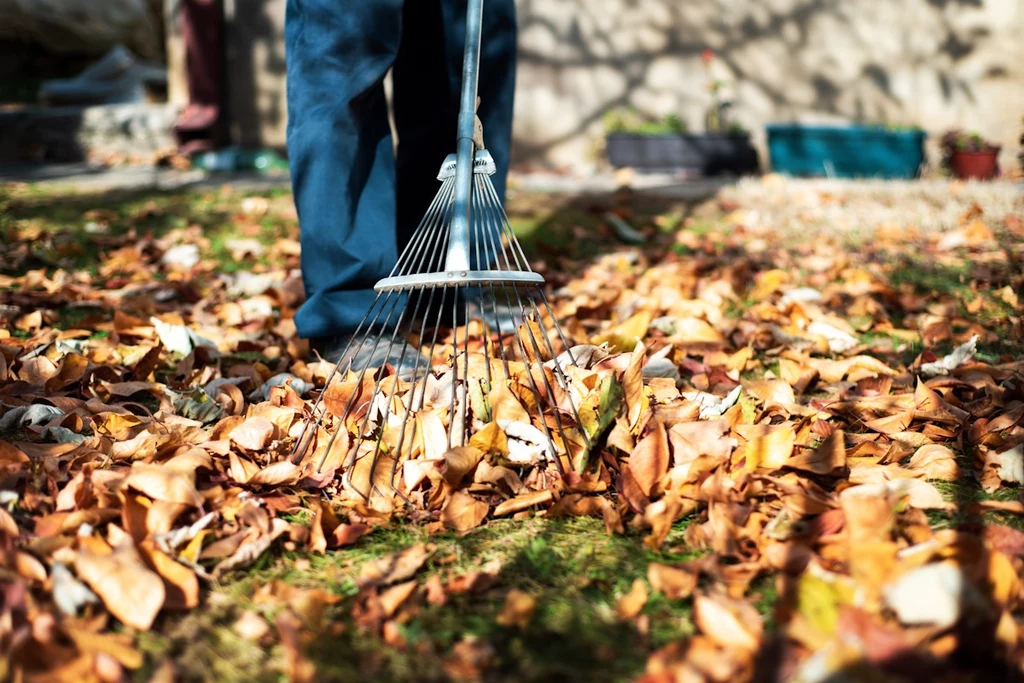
[648, 563, 697, 600]
[496, 589, 536, 629]
[76, 540, 166, 631]
[443, 492, 489, 532]
[359, 543, 430, 586]
[229, 417, 277, 451]
[629, 420, 669, 496]
[616, 579, 648, 621]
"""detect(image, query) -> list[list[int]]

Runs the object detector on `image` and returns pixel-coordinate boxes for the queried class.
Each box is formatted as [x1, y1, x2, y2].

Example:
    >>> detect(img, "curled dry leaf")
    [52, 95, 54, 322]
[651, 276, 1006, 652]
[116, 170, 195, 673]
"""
[229, 417, 277, 451]
[693, 592, 762, 654]
[75, 540, 166, 631]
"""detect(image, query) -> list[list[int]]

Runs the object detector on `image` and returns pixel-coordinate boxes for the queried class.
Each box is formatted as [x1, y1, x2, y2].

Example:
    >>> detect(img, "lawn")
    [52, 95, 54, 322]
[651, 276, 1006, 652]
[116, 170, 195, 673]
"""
[1, 176, 1023, 682]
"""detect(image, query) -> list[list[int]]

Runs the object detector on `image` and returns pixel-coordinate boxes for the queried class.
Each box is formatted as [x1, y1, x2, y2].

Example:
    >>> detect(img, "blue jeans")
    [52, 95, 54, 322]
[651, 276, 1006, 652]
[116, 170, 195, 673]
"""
[285, 0, 517, 340]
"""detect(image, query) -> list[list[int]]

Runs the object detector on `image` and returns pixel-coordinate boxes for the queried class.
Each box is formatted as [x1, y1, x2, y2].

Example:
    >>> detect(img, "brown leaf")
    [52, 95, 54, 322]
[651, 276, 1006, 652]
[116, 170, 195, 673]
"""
[624, 341, 647, 430]
[0, 439, 30, 463]
[359, 543, 430, 586]
[248, 460, 302, 486]
[496, 589, 536, 629]
[443, 492, 489, 533]
[629, 420, 669, 496]
[425, 574, 447, 606]
[443, 446, 484, 487]
[229, 416, 276, 451]
[648, 563, 698, 600]
[694, 593, 761, 653]
[669, 419, 735, 466]
[621, 466, 651, 514]
[616, 579, 648, 621]
[379, 580, 418, 617]
[906, 444, 960, 481]
[786, 429, 846, 475]
[865, 410, 914, 435]
[333, 522, 371, 548]
[75, 540, 166, 631]
[124, 463, 203, 506]
[493, 490, 554, 517]
[141, 547, 199, 610]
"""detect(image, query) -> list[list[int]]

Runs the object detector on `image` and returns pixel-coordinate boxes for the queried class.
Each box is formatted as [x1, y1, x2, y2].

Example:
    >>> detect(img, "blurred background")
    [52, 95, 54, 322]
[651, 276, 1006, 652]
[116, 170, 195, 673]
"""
[0, 0, 1022, 180]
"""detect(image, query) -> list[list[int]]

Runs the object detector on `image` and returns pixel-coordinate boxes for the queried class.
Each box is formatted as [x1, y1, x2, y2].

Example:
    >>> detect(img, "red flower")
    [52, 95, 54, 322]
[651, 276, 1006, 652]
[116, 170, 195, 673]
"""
[701, 49, 714, 64]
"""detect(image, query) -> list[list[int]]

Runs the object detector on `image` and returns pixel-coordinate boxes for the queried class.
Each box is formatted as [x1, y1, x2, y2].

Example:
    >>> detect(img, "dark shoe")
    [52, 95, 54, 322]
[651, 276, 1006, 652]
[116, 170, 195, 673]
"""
[312, 333, 429, 381]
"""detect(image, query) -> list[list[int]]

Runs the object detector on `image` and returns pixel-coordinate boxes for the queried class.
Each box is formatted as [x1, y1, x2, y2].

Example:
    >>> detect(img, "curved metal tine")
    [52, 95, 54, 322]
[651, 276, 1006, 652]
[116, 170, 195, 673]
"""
[480, 177, 530, 272]
[344, 179, 454, 486]
[314, 290, 406, 474]
[387, 283, 441, 493]
[362, 284, 431, 502]
[523, 289, 592, 456]
[446, 284, 462, 450]
[295, 290, 387, 466]
[392, 177, 455, 278]
[298, 180, 452, 467]
[502, 285, 572, 473]
[497, 286, 564, 474]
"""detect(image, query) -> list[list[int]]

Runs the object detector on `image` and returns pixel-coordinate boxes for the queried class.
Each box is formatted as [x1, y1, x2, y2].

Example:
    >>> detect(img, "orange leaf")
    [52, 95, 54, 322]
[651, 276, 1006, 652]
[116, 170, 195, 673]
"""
[786, 429, 846, 475]
[442, 492, 489, 533]
[648, 563, 698, 600]
[496, 589, 536, 629]
[616, 579, 648, 621]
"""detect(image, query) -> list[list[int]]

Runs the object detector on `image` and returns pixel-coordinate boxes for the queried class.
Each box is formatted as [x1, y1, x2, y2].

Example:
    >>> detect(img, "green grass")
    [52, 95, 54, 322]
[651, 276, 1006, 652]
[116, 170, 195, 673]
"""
[136, 516, 720, 683]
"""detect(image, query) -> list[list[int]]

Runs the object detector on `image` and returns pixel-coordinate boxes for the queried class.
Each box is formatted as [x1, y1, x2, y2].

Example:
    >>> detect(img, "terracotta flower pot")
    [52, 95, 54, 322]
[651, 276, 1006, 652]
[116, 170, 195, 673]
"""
[950, 149, 1000, 180]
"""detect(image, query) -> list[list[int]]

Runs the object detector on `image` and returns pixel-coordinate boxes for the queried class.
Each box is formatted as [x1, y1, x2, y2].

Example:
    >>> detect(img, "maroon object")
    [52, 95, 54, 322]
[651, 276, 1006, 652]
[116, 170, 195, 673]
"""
[174, 0, 226, 154]
[950, 149, 1000, 180]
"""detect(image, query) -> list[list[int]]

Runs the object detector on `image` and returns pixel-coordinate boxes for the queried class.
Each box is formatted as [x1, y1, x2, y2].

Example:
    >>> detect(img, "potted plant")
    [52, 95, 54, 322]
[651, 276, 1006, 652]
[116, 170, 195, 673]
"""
[766, 121, 927, 179]
[603, 50, 759, 177]
[939, 129, 1001, 180]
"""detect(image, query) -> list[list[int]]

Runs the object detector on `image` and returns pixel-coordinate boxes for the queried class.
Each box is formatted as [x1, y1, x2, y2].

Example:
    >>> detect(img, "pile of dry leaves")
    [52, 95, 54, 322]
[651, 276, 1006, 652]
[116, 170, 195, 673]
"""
[1, 186, 1023, 682]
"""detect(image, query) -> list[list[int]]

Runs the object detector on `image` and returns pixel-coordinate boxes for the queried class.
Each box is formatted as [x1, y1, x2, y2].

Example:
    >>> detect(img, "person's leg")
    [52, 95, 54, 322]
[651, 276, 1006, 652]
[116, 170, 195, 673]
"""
[285, 0, 404, 341]
[391, 0, 517, 249]
[391, 0, 517, 326]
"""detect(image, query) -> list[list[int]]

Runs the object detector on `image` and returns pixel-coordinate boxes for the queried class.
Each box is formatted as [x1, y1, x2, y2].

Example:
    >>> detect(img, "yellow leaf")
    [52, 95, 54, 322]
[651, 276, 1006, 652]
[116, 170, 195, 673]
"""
[469, 422, 508, 455]
[443, 446, 484, 487]
[592, 311, 652, 353]
[737, 424, 795, 471]
[750, 269, 790, 300]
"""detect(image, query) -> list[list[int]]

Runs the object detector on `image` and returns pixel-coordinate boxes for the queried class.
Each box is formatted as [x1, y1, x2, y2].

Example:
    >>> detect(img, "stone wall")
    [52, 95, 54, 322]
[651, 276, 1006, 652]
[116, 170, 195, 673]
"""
[225, 0, 1024, 172]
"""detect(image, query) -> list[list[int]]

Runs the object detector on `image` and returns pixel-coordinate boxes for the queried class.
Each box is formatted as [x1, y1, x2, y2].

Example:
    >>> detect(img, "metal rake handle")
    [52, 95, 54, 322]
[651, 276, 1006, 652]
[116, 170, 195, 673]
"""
[444, 0, 486, 273]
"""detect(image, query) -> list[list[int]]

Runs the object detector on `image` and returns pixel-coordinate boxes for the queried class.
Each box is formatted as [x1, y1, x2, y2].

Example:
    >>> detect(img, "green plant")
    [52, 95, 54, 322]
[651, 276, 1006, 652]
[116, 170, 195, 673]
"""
[940, 129, 999, 154]
[701, 50, 732, 132]
[603, 108, 687, 135]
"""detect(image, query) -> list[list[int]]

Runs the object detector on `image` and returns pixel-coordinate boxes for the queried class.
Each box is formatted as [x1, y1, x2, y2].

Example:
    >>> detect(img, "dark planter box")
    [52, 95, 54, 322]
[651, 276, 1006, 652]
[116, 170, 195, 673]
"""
[766, 124, 926, 179]
[605, 132, 760, 176]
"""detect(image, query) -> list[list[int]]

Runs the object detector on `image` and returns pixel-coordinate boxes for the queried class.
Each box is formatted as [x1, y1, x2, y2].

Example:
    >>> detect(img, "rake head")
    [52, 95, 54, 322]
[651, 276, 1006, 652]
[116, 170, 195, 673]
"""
[292, 150, 590, 508]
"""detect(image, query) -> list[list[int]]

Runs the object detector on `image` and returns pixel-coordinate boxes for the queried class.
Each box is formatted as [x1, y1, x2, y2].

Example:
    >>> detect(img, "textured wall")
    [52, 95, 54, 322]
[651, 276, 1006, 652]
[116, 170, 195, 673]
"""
[225, 0, 1024, 171]
[512, 0, 1024, 170]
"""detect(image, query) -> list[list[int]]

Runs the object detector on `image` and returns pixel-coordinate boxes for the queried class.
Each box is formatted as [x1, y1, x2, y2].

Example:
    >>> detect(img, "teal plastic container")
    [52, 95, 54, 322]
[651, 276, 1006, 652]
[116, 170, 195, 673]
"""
[766, 124, 926, 179]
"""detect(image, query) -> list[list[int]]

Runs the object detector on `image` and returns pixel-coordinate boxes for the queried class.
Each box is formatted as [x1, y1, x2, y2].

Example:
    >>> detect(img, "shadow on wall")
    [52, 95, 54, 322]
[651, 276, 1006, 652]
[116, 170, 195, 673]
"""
[224, 0, 288, 152]
[510, 0, 1000, 164]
